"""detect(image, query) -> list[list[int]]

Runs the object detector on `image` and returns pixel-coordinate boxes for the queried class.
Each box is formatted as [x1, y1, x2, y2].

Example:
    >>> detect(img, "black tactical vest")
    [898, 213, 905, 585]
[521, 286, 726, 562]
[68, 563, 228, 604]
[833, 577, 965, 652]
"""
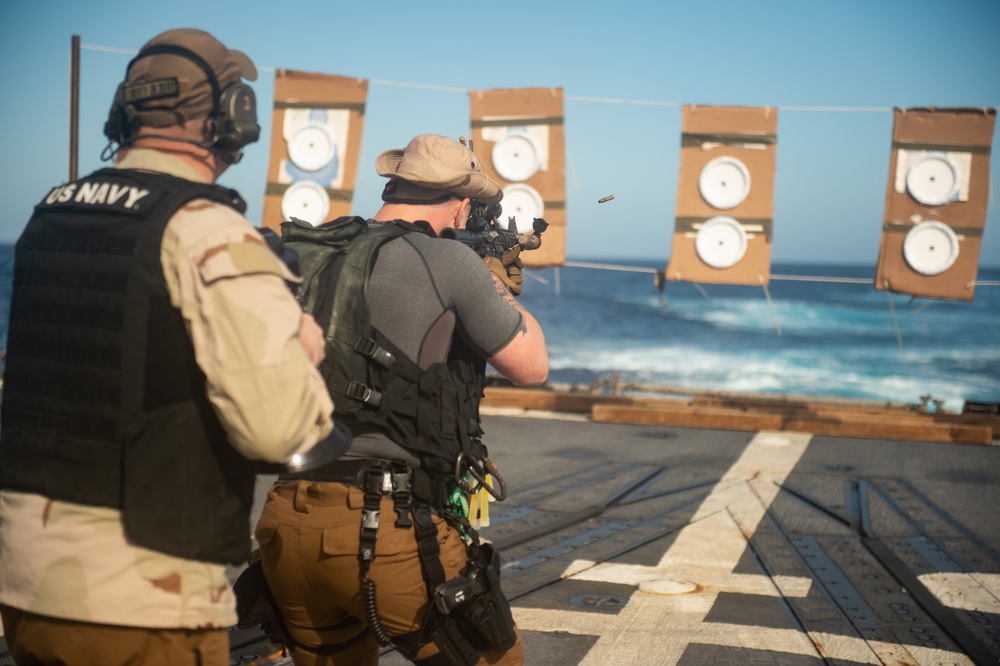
[0, 168, 258, 565]
[282, 217, 488, 472]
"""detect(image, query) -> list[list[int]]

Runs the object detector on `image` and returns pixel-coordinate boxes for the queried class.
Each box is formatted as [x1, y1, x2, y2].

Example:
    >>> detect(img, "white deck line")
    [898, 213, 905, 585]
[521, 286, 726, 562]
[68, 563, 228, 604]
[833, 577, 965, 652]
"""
[510, 429, 915, 664]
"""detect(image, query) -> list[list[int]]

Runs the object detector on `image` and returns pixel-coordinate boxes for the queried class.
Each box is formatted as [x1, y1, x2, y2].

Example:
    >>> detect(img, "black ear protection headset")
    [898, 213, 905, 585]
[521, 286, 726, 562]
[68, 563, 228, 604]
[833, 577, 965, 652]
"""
[103, 43, 260, 158]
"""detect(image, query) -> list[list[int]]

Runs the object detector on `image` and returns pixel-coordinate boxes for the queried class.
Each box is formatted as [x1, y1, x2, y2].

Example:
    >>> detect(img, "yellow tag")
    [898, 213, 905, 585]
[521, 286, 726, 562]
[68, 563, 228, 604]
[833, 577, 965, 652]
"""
[479, 474, 493, 528]
[468, 487, 481, 530]
[468, 474, 498, 530]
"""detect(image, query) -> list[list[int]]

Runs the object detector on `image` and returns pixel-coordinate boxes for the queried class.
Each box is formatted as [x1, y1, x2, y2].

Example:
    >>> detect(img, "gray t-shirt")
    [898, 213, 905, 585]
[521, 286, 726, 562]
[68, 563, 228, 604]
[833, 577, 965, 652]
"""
[347, 222, 524, 463]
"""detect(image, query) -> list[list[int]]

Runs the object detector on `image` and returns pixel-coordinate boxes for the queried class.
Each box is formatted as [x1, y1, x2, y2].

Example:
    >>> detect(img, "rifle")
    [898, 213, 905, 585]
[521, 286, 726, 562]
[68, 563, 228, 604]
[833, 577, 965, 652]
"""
[440, 201, 548, 260]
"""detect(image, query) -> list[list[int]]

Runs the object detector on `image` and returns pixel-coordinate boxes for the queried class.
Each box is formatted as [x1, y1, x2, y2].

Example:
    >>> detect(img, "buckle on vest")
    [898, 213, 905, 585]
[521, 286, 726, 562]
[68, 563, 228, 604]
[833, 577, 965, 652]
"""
[359, 461, 413, 496]
[347, 382, 383, 408]
[362, 506, 381, 531]
[355, 337, 395, 369]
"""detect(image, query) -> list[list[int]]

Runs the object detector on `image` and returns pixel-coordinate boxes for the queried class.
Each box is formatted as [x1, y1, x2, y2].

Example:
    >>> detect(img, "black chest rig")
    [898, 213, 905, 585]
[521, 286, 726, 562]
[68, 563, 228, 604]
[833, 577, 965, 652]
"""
[243, 217, 517, 663]
[0, 168, 259, 565]
[281, 216, 489, 473]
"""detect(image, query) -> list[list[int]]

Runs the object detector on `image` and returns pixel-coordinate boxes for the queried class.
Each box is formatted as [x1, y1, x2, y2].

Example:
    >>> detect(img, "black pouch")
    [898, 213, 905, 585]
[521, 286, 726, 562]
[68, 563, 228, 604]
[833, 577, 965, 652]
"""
[460, 544, 516, 653]
[421, 614, 483, 666]
[233, 559, 293, 646]
[430, 543, 516, 656]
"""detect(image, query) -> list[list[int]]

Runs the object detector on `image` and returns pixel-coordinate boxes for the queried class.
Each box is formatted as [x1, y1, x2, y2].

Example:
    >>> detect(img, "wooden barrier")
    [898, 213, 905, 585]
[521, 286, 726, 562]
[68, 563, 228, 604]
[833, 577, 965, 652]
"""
[482, 386, 997, 445]
[590, 404, 993, 445]
[691, 395, 1000, 439]
[481, 387, 639, 413]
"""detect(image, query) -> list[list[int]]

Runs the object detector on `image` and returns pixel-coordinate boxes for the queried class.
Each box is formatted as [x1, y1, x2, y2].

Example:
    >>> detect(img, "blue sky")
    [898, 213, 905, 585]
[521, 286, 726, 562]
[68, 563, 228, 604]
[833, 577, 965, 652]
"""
[2, 0, 998, 265]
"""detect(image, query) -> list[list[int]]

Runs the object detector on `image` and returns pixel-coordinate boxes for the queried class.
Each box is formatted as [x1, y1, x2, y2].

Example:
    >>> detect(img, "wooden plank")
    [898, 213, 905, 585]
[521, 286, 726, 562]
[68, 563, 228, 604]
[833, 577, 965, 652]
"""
[693, 396, 1000, 438]
[590, 405, 993, 445]
[482, 387, 665, 413]
[482, 386, 996, 443]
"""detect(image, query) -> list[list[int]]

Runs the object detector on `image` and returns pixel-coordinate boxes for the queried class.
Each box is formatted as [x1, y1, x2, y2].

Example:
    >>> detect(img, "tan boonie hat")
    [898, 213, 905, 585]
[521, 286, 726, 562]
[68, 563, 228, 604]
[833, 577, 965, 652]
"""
[376, 134, 503, 204]
[124, 28, 257, 127]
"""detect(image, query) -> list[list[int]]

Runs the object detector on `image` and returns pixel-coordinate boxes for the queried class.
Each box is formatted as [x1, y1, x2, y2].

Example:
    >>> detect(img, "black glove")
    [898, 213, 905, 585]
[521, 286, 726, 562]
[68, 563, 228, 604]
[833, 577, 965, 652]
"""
[484, 245, 523, 296]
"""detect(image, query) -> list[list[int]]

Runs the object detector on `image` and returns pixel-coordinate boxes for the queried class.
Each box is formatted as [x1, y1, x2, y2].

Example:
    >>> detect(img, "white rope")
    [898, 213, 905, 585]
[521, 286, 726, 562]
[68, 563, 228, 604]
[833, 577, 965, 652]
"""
[885, 284, 905, 353]
[775, 105, 892, 113]
[80, 43, 136, 55]
[558, 262, 999, 287]
[524, 270, 549, 286]
[770, 274, 871, 284]
[563, 261, 658, 274]
[563, 95, 682, 108]
[761, 277, 782, 336]
[78, 43, 977, 115]
[368, 79, 466, 94]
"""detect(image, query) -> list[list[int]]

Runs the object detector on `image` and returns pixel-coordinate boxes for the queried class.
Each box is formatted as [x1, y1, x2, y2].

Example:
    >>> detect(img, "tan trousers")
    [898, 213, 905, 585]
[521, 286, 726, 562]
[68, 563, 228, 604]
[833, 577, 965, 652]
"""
[256, 480, 524, 666]
[0, 605, 228, 666]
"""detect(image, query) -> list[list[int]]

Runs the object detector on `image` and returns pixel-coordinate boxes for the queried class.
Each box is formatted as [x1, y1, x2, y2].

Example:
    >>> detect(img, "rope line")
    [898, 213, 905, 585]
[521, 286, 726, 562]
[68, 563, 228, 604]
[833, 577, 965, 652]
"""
[885, 282, 905, 353]
[769, 274, 872, 284]
[760, 277, 782, 336]
[80, 44, 136, 55]
[369, 79, 467, 94]
[559, 261, 998, 287]
[563, 261, 658, 274]
[78, 43, 958, 114]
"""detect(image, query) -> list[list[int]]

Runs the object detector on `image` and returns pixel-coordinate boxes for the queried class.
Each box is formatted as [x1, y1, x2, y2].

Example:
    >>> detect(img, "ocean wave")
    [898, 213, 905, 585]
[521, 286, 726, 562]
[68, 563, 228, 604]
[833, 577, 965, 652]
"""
[546, 339, 1000, 409]
[1, 254, 996, 408]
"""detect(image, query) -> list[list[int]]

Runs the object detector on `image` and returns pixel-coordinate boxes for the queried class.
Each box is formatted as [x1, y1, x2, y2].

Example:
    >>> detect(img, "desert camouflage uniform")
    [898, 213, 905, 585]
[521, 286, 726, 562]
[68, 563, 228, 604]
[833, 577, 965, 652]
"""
[0, 148, 334, 631]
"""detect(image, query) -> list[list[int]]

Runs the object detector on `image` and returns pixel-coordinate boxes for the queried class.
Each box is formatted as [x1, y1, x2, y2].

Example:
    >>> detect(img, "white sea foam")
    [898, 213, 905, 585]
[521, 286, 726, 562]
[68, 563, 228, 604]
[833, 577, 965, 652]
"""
[547, 337, 998, 409]
[2, 253, 996, 408]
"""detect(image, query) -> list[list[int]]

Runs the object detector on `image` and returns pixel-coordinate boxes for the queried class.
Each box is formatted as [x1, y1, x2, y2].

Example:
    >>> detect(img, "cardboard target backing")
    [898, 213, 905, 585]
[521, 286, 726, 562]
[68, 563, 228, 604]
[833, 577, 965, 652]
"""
[666, 105, 778, 286]
[469, 87, 566, 267]
[261, 70, 368, 231]
[875, 107, 996, 302]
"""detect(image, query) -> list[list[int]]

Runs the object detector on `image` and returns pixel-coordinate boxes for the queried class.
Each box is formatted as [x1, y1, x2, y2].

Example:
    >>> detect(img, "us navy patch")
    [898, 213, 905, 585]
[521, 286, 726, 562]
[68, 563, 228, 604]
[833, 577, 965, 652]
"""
[41, 179, 151, 210]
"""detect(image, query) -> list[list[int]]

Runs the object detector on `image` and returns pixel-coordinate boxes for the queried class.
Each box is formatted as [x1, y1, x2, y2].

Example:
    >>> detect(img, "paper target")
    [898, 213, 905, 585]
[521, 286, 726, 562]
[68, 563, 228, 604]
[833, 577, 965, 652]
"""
[695, 216, 748, 269]
[501, 184, 544, 228]
[698, 156, 751, 210]
[492, 133, 541, 182]
[906, 152, 960, 206]
[281, 181, 330, 226]
[287, 124, 337, 172]
[902, 220, 960, 276]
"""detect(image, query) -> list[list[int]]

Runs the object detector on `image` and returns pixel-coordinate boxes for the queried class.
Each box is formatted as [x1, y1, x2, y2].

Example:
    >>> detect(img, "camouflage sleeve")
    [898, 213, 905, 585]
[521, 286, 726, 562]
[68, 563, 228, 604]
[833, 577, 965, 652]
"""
[161, 201, 334, 463]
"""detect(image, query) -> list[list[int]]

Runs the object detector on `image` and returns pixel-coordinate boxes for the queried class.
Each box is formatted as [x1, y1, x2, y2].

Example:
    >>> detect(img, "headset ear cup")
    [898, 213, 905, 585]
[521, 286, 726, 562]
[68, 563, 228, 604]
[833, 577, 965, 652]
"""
[217, 83, 260, 151]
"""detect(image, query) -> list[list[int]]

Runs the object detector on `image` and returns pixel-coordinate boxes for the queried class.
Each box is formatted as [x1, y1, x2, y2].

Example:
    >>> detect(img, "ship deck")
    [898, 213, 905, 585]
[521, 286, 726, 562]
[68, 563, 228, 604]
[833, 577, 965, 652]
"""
[230, 393, 1000, 666]
[2, 390, 998, 665]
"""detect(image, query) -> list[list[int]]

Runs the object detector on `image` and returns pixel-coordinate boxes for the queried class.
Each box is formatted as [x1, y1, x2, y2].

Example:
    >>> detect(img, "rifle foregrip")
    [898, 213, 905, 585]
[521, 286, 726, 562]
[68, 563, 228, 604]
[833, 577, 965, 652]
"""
[518, 234, 542, 251]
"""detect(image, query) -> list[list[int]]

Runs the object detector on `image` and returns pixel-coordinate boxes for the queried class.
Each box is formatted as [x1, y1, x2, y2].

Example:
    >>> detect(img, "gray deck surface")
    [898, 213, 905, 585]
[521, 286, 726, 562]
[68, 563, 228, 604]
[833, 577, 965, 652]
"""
[7, 410, 1000, 665]
[231, 410, 1000, 665]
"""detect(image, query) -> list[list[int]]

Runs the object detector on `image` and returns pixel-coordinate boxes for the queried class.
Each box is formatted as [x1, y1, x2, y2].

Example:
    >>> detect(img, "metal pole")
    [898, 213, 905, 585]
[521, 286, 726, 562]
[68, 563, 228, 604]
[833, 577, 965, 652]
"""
[70, 35, 80, 181]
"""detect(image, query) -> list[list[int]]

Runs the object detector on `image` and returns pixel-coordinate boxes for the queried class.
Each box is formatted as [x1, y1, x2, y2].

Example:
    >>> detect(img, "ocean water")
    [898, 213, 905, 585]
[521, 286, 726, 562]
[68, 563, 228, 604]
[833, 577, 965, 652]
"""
[515, 260, 1000, 412]
[0, 244, 997, 412]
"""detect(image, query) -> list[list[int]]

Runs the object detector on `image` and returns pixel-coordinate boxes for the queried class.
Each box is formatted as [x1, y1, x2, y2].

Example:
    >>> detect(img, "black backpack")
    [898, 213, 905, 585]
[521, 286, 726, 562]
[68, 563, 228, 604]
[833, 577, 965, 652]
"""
[281, 217, 487, 471]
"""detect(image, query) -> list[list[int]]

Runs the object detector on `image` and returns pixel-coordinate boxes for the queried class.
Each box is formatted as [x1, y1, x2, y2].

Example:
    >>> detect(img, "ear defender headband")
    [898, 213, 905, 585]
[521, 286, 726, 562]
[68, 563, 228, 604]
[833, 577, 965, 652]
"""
[103, 43, 260, 155]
